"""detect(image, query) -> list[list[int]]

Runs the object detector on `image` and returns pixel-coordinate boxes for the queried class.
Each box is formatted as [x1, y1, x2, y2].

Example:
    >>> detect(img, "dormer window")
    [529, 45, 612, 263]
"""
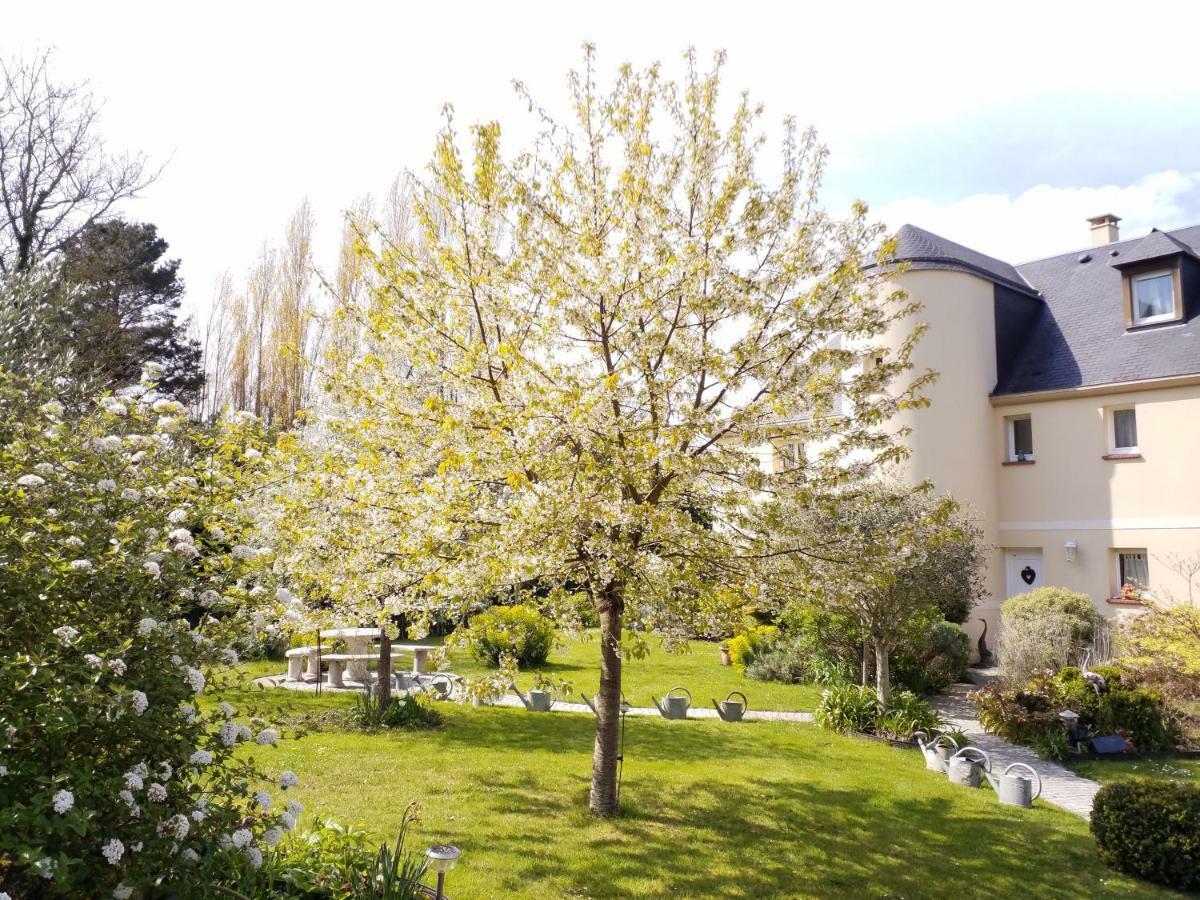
[1130, 270, 1177, 325]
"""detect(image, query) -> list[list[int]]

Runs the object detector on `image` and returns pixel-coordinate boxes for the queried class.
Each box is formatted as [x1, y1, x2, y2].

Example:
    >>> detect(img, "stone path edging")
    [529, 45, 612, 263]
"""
[933, 684, 1100, 819]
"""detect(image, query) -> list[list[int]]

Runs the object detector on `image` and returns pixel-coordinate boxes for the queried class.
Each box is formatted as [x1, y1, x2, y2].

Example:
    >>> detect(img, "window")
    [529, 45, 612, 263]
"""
[1006, 415, 1033, 462]
[1111, 407, 1138, 453]
[777, 440, 803, 471]
[1131, 270, 1176, 325]
[1117, 550, 1150, 593]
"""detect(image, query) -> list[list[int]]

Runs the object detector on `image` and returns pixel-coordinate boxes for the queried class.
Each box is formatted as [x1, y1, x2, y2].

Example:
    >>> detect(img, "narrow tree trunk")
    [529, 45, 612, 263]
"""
[589, 591, 623, 816]
[861, 635, 870, 687]
[873, 638, 891, 708]
[377, 628, 392, 706]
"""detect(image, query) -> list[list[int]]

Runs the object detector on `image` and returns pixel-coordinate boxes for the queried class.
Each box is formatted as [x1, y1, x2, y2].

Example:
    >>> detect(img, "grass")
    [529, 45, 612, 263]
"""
[222, 666, 1175, 899]
[1066, 756, 1200, 786]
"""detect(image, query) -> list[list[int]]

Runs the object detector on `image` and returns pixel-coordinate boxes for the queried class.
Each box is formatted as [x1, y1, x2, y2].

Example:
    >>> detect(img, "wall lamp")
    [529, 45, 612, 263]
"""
[1064, 540, 1078, 563]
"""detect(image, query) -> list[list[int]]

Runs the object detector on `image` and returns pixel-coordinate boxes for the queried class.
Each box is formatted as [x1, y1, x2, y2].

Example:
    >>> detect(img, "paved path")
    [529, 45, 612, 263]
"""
[491, 694, 814, 722]
[933, 683, 1100, 819]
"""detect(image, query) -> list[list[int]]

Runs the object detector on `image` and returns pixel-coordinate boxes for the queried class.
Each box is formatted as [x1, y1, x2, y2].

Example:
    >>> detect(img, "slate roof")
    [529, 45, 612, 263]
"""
[890, 223, 1200, 395]
[893, 225, 1038, 297]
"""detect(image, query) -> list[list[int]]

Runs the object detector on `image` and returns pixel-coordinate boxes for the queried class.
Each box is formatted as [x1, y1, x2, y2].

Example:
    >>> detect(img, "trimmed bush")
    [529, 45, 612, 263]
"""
[999, 587, 1100, 684]
[1091, 779, 1200, 891]
[465, 604, 556, 668]
[816, 684, 941, 740]
[895, 620, 970, 694]
[725, 625, 779, 671]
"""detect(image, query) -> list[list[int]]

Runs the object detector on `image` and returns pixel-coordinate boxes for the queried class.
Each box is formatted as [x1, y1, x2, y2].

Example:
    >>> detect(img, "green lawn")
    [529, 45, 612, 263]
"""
[1066, 756, 1200, 786]
[222, 668, 1174, 899]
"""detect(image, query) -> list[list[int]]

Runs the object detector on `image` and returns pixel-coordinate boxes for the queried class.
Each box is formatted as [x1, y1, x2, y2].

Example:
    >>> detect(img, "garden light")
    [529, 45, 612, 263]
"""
[426, 844, 461, 899]
[1064, 540, 1078, 563]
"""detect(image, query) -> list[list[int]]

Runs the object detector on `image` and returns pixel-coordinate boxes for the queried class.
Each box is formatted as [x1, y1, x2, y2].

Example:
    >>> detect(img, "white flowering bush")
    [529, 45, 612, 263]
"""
[0, 370, 297, 897]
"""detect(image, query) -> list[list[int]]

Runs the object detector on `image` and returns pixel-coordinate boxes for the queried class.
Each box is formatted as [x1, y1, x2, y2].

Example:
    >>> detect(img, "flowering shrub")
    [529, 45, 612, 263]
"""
[0, 369, 297, 897]
[464, 604, 557, 668]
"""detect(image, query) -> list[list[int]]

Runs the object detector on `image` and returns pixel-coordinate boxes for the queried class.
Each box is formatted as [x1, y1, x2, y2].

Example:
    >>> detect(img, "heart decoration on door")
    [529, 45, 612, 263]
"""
[1021, 565, 1036, 585]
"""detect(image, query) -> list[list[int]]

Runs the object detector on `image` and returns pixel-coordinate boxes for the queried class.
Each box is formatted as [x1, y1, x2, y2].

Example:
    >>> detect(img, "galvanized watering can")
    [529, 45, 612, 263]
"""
[652, 686, 692, 720]
[913, 732, 958, 773]
[712, 691, 748, 723]
[947, 747, 991, 788]
[512, 685, 554, 712]
[984, 762, 1042, 808]
[580, 691, 630, 716]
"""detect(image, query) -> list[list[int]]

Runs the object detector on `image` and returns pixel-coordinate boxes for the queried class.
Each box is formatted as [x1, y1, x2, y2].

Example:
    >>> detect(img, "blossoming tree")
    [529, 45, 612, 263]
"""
[272, 48, 927, 815]
[0, 367, 300, 897]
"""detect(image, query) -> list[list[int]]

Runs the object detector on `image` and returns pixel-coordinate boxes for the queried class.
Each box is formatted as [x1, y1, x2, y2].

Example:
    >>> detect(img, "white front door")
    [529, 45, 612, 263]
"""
[1006, 549, 1044, 597]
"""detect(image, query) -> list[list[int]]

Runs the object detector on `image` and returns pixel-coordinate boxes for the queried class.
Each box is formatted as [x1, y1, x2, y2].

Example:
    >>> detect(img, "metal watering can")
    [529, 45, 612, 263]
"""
[580, 691, 630, 716]
[712, 691, 748, 723]
[652, 686, 692, 720]
[512, 684, 554, 712]
[947, 747, 991, 788]
[984, 762, 1042, 808]
[914, 732, 958, 773]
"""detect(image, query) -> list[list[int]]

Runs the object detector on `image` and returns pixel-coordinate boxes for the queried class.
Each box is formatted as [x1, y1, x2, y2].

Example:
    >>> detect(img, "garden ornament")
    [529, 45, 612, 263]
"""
[947, 747, 991, 788]
[913, 732, 958, 772]
[651, 686, 692, 720]
[973, 618, 995, 668]
[512, 684, 553, 712]
[984, 762, 1042, 808]
[712, 690, 748, 723]
[428, 674, 454, 699]
[580, 691, 630, 716]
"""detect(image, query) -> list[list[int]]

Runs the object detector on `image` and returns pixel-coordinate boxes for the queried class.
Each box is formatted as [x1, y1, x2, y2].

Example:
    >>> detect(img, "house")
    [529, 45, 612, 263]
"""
[848, 215, 1200, 649]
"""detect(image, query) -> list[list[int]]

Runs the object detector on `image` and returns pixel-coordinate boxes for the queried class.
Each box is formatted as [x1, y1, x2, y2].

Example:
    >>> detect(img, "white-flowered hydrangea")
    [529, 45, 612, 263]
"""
[230, 828, 253, 849]
[159, 813, 190, 840]
[254, 790, 272, 810]
[35, 856, 57, 879]
[183, 667, 205, 694]
[198, 589, 220, 607]
[173, 541, 199, 559]
[120, 487, 142, 501]
[246, 846, 263, 869]
[180, 847, 200, 862]
[85, 653, 103, 668]
[63, 535, 84, 549]
[17, 473, 46, 488]
[159, 761, 173, 781]
[262, 826, 283, 847]
[40, 400, 65, 418]
[255, 728, 279, 746]
[218, 722, 240, 747]
[123, 771, 144, 791]
[209, 525, 227, 541]
[101, 398, 128, 416]
[168, 528, 193, 544]
[167, 508, 189, 524]
[280, 811, 297, 832]
[279, 771, 299, 789]
[52, 788, 74, 814]
[178, 704, 197, 723]
[113, 883, 133, 899]
[287, 800, 303, 818]
[101, 838, 124, 865]
[143, 560, 161, 579]
[52, 625, 79, 644]
[0, 765, 8, 777]
[68, 559, 94, 572]
[96, 479, 117, 493]
[237, 725, 252, 742]
[147, 782, 167, 803]
[222, 647, 239, 665]
[91, 435, 123, 453]
[231, 544, 253, 561]
[130, 691, 149, 716]
[108, 658, 127, 676]
[189, 749, 212, 766]
[119, 789, 135, 807]
[218, 701, 235, 718]
[138, 617, 158, 634]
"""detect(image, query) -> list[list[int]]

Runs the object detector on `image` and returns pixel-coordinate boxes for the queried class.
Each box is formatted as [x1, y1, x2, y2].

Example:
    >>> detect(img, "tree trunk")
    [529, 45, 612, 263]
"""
[377, 628, 392, 706]
[873, 638, 891, 708]
[589, 591, 623, 816]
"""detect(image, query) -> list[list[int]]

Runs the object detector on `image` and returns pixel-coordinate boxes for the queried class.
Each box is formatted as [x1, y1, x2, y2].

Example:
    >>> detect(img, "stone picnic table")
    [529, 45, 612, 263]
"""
[284, 627, 438, 686]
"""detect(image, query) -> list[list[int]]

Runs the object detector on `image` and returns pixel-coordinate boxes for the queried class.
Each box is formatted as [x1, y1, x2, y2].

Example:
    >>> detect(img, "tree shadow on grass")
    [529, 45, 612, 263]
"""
[458, 767, 1163, 899]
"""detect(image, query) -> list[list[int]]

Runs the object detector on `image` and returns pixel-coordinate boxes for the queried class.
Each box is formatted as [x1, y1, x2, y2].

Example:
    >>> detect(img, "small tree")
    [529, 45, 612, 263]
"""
[269, 48, 928, 815]
[761, 483, 985, 705]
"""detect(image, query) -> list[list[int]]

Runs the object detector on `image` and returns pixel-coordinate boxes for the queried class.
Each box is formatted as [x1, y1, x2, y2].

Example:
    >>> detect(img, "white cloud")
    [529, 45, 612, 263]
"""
[875, 171, 1200, 263]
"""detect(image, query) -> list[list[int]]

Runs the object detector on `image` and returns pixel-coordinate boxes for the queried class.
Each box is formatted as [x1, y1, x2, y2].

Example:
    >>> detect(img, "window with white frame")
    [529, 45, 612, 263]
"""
[1006, 414, 1033, 462]
[1110, 406, 1139, 454]
[1116, 549, 1150, 594]
[777, 440, 803, 471]
[1130, 270, 1176, 325]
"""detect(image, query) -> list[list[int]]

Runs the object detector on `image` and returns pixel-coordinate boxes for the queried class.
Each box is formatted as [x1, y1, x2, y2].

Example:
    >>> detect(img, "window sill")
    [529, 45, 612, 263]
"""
[1102, 452, 1143, 461]
[1106, 596, 1147, 606]
[1002, 459, 1036, 466]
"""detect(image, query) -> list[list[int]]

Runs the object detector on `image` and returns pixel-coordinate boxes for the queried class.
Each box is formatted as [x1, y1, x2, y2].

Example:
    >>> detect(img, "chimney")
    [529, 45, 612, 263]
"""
[1088, 213, 1121, 246]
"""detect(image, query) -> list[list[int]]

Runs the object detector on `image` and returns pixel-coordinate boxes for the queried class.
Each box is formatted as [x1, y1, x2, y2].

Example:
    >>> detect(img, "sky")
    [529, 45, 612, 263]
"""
[7, 0, 1200, 322]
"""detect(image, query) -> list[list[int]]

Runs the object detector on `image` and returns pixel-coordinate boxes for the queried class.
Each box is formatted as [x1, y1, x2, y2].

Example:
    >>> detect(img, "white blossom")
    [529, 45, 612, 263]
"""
[147, 783, 167, 803]
[113, 883, 133, 899]
[279, 771, 299, 789]
[16, 473, 45, 488]
[180, 847, 200, 862]
[189, 749, 212, 766]
[198, 589, 220, 607]
[286, 800, 303, 818]
[168, 528, 193, 544]
[231, 828, 253, 848]
[130, 691, 149, 716]
[143, 560, 161, 579]
[231, 544, 253, 560]
[85, 653, 103, 668]
[280, 811, 297, 831]
[52, 788, 74, 814]
[123, 771, 144, 791]
[159, 761, 173, 781]
[253, 790, 272, 810]
[262, 826, 283, 846]
[178, 704, 197, 723]
[245, 846, 263, 868]
[174, 541, 199, 558]
[160, 813, 190, 840]
[101, 838, 125, 865]
[40, 400, 64, 418]
[119, 789, 135, 807]
[222, 648, 239, 665]
[108, 658, 127, 676]
[36, 856, 57, 879]
[68, 559, 94, 572]
[91, 435, 123, 453]
[218, 722, 240, 746]
[137, 617, 158, 635]
[52, 625, 79, 644]
[255, 728, 279, 746]
[218, 701, 235, 718]
[101, 398, 128, 416]
[96, 479, 117, 493]
[0, 765, 8, 777]
[183, 667, 205, 694]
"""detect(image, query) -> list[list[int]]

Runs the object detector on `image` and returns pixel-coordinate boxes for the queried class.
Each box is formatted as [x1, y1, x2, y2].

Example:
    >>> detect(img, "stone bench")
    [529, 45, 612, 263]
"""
[394, 644, 438, 674]
[285, 646, 316, 681]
